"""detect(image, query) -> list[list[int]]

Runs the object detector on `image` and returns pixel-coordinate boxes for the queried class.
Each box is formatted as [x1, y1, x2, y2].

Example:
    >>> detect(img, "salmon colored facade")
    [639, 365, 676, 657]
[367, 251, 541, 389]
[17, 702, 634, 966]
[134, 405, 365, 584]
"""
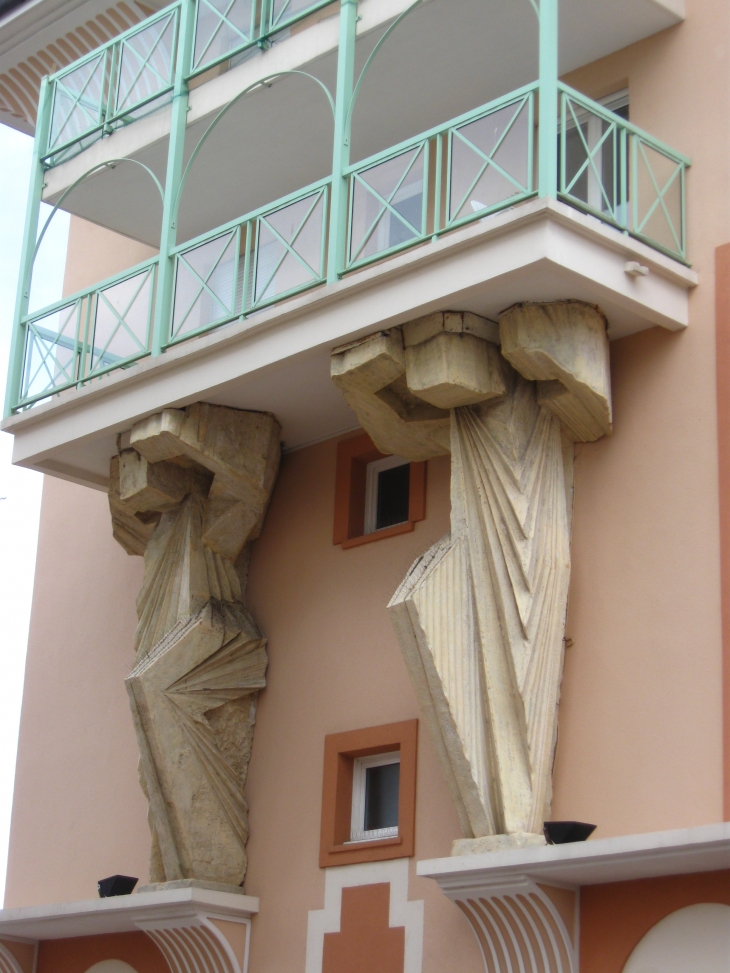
[2, 0, 730, 970]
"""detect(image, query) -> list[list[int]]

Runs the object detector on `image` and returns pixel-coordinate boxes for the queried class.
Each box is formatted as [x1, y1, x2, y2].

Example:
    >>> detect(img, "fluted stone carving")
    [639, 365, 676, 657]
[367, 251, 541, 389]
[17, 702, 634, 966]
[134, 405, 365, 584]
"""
[109, 403, 280, 887]
[332, 303, 611, 850]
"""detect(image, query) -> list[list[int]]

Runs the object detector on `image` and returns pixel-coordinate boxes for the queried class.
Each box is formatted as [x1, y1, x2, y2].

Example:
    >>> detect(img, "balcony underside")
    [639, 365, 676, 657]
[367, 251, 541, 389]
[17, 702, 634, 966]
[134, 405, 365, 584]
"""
[41, 0, 684, 248]
[3, 198, 696, 491]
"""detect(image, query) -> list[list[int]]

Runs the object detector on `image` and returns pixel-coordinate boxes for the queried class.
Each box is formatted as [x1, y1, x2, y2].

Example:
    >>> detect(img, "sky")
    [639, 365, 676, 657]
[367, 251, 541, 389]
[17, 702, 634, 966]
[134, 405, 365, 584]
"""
[0, 122, 69, 904]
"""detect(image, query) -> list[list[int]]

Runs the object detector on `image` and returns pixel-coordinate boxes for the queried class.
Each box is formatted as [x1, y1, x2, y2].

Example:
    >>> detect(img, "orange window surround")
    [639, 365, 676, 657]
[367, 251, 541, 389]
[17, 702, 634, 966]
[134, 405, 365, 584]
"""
[319, 720, 418, 868]
[333, 432, 426, 548]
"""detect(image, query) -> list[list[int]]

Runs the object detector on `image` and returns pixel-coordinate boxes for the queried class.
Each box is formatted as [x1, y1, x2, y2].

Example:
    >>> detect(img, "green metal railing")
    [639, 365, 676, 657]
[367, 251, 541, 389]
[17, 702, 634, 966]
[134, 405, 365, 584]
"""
[6, 0, 691, 416]
[192, 0, 335, 74]
[42, 0, 334, 166]
[17, 259, 158, 409]
[45, 5, 182, 166]
[558, 83, 688, 261]
[169, 180, 329, 343]
[346, 85, 536, 271]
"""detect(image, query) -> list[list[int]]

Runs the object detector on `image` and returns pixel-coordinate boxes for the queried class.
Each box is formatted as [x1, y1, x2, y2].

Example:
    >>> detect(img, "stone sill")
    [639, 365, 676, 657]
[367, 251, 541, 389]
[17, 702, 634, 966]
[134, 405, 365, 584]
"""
[418, 822, 730, 893]
[0, 886, 259, 940]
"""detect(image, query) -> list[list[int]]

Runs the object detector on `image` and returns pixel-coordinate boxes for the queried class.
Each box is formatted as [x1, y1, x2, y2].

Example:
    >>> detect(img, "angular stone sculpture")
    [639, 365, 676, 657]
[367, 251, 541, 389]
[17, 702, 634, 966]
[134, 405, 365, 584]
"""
[109, 403, 280, 887]
[332, 303, 611, 851]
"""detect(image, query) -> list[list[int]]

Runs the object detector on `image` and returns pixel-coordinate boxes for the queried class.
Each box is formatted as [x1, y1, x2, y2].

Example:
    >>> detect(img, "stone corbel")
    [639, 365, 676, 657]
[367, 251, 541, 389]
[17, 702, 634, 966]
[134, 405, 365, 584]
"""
[420, 870, 577, 973]
[108, 403, 281, 890]
[136, 910, 253, 973]
[331, 304, 611, 851]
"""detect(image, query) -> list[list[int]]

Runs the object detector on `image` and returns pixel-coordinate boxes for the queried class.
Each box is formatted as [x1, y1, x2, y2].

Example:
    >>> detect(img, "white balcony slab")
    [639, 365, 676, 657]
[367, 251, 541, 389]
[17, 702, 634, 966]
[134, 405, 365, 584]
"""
[2, 197, 697, 490]
[0, 886, 258, 940]
[418, 822, 730, 893]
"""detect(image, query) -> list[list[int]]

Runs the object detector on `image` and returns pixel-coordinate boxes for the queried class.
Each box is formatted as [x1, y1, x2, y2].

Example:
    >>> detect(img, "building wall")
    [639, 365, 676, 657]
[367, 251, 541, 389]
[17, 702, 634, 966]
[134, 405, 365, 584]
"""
[4, 219, 158, 908]
[551, 0, 728, 834]
[4, 0, 730, 965]
[3, 475, 148, 907]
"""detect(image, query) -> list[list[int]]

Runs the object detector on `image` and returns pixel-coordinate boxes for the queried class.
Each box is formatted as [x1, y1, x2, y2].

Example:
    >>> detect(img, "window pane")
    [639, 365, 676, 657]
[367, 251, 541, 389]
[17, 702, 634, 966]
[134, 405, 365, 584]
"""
[376, 463, 410, 530]
[364, 762, 400, 832]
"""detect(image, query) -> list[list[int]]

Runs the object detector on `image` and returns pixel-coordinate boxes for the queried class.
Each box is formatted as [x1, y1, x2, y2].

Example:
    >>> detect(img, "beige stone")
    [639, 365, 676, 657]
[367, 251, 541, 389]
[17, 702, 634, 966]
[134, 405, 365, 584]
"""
[401, 311, 499, 347]
[108, 403, 281, 887]
[108, 456, 157, 556]
[331, 330, 450, 460]
[332, 304, 612, 847]
[406, 334, 505, 410]
[389, 374, 573, 840]
[500, 301, 612, 441]
[452, 832, 548, 855]
[130, 402, 281, 559]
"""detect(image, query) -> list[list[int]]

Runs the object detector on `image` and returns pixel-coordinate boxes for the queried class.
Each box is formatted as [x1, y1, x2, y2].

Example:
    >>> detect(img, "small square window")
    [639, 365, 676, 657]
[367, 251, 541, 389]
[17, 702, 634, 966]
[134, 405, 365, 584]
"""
[333, 433, 426, 548]
[349, 751, 400, 842]
[319, 720, 417, 867]
[364, 456, 410, 534]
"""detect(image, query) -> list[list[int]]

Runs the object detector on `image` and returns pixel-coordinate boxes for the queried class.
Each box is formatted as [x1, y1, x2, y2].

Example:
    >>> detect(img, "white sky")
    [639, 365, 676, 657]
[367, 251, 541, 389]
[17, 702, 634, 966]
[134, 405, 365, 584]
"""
[0, 123, 69, 904]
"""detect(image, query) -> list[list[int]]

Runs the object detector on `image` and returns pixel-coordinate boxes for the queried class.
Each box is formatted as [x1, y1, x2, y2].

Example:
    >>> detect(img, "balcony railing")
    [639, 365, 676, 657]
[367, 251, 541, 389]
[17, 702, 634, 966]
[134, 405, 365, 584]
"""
[6, 0, 690, 415]
[43, 0, 335, 167]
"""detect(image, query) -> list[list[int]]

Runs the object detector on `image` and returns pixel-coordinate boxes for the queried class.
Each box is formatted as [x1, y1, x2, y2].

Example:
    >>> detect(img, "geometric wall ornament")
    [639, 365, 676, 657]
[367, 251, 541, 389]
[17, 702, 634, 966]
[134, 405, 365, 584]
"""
[331, 303, 611, 852]
[622, 904, 730, 973]
[108, 402, 281, 889]
[83, 964, 139, 973]
[305, 858, 424, 973]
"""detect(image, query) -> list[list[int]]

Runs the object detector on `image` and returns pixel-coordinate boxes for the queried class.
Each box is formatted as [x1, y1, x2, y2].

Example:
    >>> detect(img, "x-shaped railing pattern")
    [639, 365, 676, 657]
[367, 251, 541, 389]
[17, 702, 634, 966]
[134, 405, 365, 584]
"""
[173, 232, 237, 337]
[117, 13, 176, 114]
[194, 0, 254, 70]
[269, 0, 307, 31]
[90, 269, 153, 373]
[22, 305, 82, 400]
[253, 191, 324, 305]
[561, 96, 621, 222]
[49, 56, 105, 151]
[348, 145, 425, 267]
[448, 95, 532, 225]
[633, 138, 684, 257]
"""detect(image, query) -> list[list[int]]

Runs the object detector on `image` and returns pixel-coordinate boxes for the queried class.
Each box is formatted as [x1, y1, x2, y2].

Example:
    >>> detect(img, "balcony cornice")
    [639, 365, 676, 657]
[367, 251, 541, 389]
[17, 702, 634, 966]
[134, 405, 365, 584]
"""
[418, 822, 730, 892]
[2, 197, 697, 490]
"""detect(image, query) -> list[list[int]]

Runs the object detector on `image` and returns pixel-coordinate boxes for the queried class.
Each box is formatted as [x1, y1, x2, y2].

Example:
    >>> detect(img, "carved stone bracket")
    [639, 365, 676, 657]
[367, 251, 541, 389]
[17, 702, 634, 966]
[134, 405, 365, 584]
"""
[331, 304, 611, 850]
[109, 403, 281, 888]
[425, 872, 577, 973]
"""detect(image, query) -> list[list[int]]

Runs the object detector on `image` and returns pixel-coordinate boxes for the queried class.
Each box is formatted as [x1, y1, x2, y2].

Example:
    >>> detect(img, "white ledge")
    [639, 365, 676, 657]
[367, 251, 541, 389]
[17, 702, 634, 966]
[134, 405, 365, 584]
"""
[418, 823, 730, 892]
[0, 887, 259, 940]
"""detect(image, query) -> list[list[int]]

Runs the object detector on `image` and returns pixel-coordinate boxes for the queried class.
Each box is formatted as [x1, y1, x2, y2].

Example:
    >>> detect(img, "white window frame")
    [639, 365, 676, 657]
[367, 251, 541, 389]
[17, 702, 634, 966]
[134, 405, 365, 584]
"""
[348, 750, 400, 843]
[563, 88, 629, 218]
[364, 455, 409, 535]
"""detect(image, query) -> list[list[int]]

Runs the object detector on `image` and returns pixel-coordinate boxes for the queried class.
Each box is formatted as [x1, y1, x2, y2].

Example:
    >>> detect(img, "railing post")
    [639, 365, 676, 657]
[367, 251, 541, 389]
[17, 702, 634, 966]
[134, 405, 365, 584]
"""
[326, 0, 358, 283]
[4, 77, 52, 417]
[151, 0, 195, 356]
[538, 0, 558, 199]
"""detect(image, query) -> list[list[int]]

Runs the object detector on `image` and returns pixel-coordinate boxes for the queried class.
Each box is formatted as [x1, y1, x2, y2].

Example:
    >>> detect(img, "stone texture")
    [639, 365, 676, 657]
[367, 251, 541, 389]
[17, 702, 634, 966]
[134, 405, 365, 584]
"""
[331, 330, 451, 460]
[390, 374, 573, 839]
[109, 403, 280, 887]
[500, 301, 612, 442]
[404, 312, 507, 409]
[452, 833, 548, 855]
[331, 303, 611, 849]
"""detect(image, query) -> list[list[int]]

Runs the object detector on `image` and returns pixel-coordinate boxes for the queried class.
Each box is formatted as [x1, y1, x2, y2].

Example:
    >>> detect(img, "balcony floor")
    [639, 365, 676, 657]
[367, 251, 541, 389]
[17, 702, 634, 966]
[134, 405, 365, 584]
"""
[3, 197, 696, 490]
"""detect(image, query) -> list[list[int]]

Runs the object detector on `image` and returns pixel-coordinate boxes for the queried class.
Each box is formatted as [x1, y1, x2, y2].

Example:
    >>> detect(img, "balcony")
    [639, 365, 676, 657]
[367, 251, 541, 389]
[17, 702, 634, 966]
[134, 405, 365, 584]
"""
[2, 0, 695, 488]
